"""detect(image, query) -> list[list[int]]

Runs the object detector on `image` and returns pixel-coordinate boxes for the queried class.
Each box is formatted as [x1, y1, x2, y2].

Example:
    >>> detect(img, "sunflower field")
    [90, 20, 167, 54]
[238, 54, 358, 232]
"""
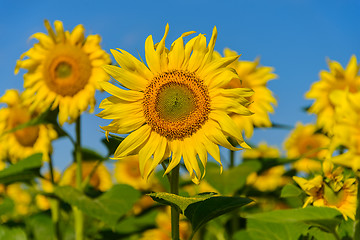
[1, 9, 360, 240]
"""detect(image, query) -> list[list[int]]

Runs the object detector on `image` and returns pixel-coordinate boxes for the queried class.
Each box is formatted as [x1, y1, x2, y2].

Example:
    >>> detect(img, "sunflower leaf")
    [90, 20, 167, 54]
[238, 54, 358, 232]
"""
[0, 226, 27, 240]
[148, 192, 253, 237]
[0, 197, 14, 215]
[280, 183, 303, 198]
[0, 153, 42, 184]
[147, 192, 216, 213]
[185, 196, 253, 236]
[113, 209, 158, 234]
[26, 213, 55, 240]
[245, 206, 343, 235]
[54, 184, 140, 227]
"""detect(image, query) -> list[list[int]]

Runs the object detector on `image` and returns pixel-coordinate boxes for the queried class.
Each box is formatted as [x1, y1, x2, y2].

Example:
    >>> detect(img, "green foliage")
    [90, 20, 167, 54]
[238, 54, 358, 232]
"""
[54, 184, 141, 227]
[0, 225, 27, 240]
[204, 160, 261, 195]
[242, 206, 343, 240]
[0, 153, 42, 184]
[185, 195, 253, 235]
[0, 197, 14, 215]
[26, 213, 54, 240]
[148, 192, 253, 238]
[114, 210, 158, 234]
[280, 183, 303, 198]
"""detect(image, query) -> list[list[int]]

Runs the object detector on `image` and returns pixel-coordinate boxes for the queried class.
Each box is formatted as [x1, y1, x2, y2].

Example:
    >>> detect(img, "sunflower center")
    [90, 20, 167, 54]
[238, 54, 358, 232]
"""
[9, 108, 39, 147]
[55, 62, 72, 78]
[43, 43, 91, 96]
[157, 84, 196, 121]
[143, 70, 210, 140]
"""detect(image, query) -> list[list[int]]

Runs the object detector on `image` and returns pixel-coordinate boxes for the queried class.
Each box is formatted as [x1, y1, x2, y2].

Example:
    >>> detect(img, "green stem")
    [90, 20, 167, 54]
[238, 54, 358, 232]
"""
[74, 117, 84, 240]
[230, 149, 235, 168]
[229, 150, 238, 237]
[354, 176, 360, 240]
[49, 156, 61, 240]
[170, 164, 180, 240]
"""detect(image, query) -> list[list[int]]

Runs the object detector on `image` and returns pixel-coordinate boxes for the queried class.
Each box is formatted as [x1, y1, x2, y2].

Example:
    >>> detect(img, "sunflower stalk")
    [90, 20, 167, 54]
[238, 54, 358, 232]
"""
[49, 156, 61, 240]
[354, 176, 360, 240]
[74, 117, 84, 240]
[229, 150, 239, 236]
[81, 158, 102, 190]
[170, 164, 180, 240]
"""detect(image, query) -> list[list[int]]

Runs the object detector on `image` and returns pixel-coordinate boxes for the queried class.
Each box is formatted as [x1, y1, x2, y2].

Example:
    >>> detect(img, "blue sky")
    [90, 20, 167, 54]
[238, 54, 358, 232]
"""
[1, 0, 360, 170]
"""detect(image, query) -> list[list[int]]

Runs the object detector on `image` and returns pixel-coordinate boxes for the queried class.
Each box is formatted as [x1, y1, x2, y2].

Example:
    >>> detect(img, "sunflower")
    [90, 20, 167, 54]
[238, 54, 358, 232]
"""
[329, 90, 360, 171]
[97, 25, 252, 184]
[141, 208, 191, 240]
[247, 165, 290, 192]
[244, 143, 290, 192]
[305, 55, 360, 134]
[214, 49, 277, 138]
[284, 122, 330, 173]
[6, 183, 32, 216]
[36, 170, 61, 211]
[15, 20, 111, 125]
[114, 155, 161, 191]
[242, 142, 281, 159]
[0, 89, 57, 162]
[60, 161, 112, 192]
[293, 161, 357, 220]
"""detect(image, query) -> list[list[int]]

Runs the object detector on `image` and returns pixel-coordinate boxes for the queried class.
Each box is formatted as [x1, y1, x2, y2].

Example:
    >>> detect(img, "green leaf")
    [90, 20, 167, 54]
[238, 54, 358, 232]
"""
[114, 210, 158, 234]
[147, 192, 216, 213]
[0, 153, 42, 184]
[54, 184, 140, 227]
[280, 183, 303, 198]
[0, 197, 14, 215]
[233, 230, 253, 240]
[204, 160, 261, 195]
[0, 225, 27, 240]
[27, 213, 54, 240]
[307, 227, 337, 240]
[246, 206, 342, 235]
[185, 196, 253, 235]
[148, 192, 253, 237]
[246, 219, 308, 240]
[79, 147, 106, 161]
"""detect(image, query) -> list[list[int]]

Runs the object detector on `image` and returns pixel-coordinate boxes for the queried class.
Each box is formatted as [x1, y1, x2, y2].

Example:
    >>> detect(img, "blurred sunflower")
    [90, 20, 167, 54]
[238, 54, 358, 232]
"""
[247, 166, 290, 192]
[60, 161, 112, 192]
[15, 20, 111, 125]
[114, 155, 159, 191]
[141, 208, 191, 240]
[293, 161, 357, 220]
[114, 155, 164, 214]
[305, 55, 360, 134]
[242, 142, 281, 159]
[244, 143, 290, 192]
[98, 24, 253, 184]
[329, 90, 360, 171]
[284, 122, 330, 173]
[6, 183, 32, 216]
[0, 89, 57, 162]
[36, 170, 61, 211]
[215, 49, 277, 138]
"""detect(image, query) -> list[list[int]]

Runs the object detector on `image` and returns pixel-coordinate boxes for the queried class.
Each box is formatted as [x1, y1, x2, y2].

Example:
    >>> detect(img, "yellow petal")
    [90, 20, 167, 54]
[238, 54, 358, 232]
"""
[114, 125, 151, 158]
[102, 65, 147, 91]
